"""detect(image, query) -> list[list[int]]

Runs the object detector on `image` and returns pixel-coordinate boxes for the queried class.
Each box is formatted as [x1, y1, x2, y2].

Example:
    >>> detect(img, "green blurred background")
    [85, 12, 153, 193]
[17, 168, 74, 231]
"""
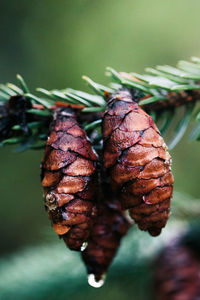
[1, 0, 200, 299]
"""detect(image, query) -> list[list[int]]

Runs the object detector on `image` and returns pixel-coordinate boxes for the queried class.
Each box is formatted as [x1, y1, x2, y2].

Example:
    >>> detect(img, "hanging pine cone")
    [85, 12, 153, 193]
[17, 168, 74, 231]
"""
[102, 89, 174, 236]
[154, 240, 200, 300]
[41, 108, 98, 251]
[81, 197, 130, 286]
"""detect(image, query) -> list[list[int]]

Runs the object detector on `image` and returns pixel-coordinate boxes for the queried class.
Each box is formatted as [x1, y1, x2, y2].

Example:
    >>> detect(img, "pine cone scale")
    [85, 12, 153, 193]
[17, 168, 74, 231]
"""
[43, 149, 77, 170]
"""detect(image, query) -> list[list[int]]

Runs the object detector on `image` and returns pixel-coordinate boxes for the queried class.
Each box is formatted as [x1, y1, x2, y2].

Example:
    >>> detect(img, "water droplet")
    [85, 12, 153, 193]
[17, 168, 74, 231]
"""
[88, 273, 106, 288]
[126, 210, 135, 224]
[80, 242, 88, 252]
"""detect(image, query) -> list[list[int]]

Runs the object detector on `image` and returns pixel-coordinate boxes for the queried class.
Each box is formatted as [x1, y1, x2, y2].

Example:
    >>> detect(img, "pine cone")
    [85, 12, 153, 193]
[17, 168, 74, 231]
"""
[0, 95, 32, 141]
[155, 242, 200, 300]
[81, 198, 130, 286]
[41, 108, 98, 251]
[102, 89, 174, 236]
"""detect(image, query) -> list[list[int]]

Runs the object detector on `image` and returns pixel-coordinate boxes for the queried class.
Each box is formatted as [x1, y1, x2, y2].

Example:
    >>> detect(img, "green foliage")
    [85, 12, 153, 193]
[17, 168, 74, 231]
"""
[0, 217, 190, 300]
[1, 57, 200, 151]
[0, 189, 198, 299]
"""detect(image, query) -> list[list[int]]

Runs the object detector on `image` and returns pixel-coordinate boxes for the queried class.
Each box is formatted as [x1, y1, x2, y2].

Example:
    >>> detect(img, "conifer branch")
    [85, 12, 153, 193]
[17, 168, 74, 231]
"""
[1, 56, 200, 151]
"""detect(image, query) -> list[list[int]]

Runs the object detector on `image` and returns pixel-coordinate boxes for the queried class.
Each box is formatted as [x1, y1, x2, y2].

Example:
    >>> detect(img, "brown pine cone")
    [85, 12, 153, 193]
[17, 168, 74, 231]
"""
[41, 108, 98, 251]
[81, 198, 130, 286]
[102, 89, 174, 236]
[155, 242, 200, 300]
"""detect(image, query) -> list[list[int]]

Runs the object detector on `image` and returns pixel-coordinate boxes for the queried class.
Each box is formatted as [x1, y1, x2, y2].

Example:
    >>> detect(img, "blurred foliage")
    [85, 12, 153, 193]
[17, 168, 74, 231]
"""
[0, 220, 188, 300]
[1, 0, 200, 299]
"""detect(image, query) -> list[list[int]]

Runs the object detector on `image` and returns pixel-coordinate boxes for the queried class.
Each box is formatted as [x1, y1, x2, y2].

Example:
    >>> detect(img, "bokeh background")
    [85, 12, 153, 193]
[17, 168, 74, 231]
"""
[1, 0, 200, 299]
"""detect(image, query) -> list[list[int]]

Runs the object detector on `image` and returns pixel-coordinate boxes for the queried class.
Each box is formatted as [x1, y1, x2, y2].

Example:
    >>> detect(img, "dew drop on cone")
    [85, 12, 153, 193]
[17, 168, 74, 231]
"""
[88, 273, 106, 288]
[81, 242, 88, 252]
